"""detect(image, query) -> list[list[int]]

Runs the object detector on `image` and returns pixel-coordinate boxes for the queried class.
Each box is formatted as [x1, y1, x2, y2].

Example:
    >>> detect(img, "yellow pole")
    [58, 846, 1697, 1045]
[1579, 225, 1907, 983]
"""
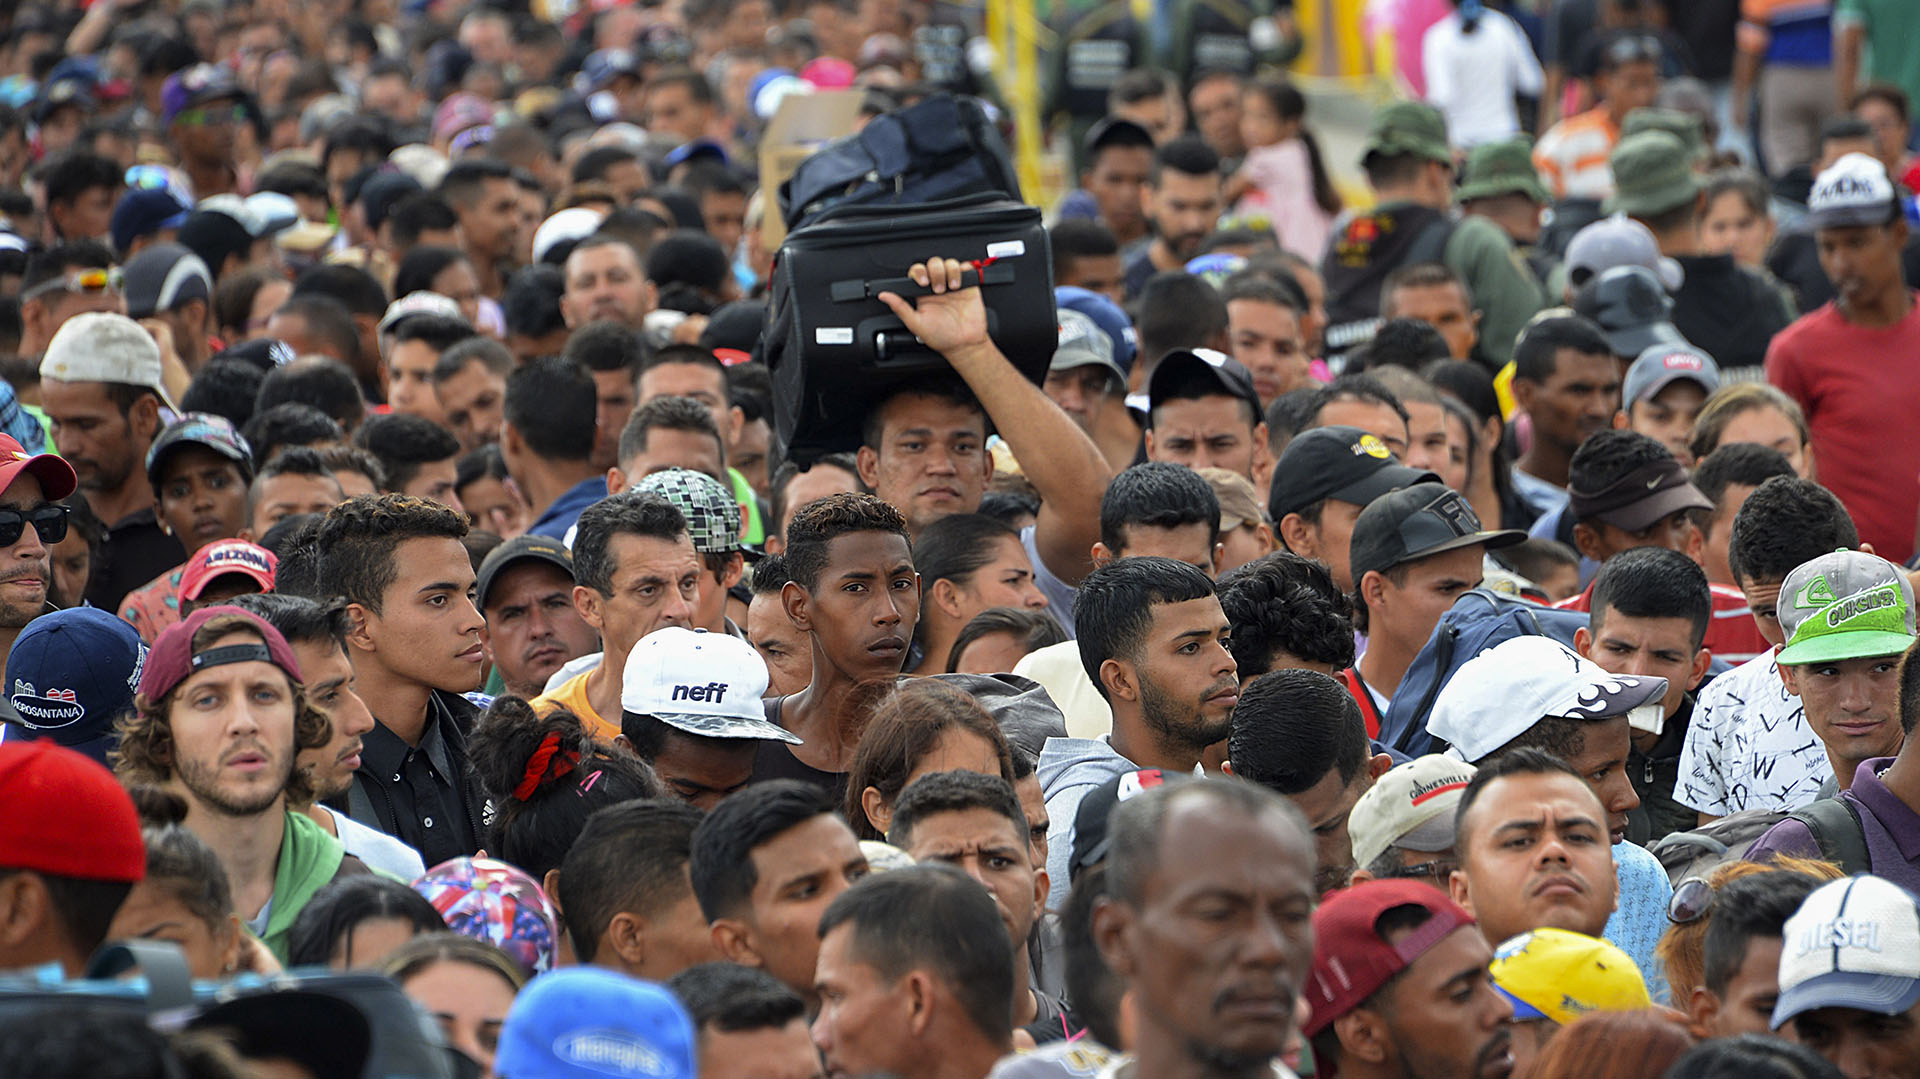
[990, 0, 1049, 204]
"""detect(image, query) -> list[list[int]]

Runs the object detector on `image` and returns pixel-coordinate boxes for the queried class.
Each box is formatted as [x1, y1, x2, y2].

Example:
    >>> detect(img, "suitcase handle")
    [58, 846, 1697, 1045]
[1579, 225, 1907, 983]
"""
[829, 260, 1017, 303]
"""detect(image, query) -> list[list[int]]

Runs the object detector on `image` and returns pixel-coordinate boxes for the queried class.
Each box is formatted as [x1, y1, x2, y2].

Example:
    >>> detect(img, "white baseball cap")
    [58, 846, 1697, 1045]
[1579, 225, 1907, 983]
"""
[40, 312, 179, 412]
[1808, 153, 1901, 230]
[1348, 755, 1477, 871]
[619, 627, 800, 743]
[1426, 636, 1668, 762]
[1774, 876, 1920, 1029]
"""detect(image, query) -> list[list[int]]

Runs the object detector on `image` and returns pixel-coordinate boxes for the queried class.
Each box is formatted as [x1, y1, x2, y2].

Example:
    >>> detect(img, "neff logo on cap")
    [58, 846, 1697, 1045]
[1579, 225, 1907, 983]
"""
[1826, 586, 1897, 629]
[672, 682, 728, 703]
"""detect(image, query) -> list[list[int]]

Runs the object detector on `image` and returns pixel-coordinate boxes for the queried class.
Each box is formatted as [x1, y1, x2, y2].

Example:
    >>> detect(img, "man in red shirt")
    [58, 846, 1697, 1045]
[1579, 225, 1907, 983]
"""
[1768, 153, 1920, 564]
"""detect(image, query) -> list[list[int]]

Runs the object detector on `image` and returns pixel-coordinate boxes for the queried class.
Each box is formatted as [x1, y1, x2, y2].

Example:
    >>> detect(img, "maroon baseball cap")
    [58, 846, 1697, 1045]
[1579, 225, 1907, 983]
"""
[1304, 879, 1477, 1037]
[140, 605, 304, 702]
[0, 433, 76, 502]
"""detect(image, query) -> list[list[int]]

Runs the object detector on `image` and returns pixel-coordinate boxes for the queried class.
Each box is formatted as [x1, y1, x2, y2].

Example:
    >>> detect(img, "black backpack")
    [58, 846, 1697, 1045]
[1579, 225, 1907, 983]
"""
[1650, 798, 1870, 885]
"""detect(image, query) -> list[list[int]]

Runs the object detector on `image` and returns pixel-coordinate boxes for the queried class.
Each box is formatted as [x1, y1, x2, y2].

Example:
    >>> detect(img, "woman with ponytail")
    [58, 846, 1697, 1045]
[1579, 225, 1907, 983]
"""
[1422, 0, 1544, 147]
[465, 696, 661, 881]
[1228, 78, 1342, 263]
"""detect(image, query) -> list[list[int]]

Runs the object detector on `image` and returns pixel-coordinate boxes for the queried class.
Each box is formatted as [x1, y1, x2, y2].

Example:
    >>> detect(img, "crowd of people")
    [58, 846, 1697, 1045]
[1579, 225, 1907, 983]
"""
[0, 0, 1919, 1077]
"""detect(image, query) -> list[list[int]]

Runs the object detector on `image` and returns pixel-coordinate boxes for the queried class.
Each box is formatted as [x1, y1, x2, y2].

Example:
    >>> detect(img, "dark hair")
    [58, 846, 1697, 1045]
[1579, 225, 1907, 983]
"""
[1218, 551, 1357, 674]
[1699, 871, 1825, 997]
[640, 342, 727, 384]
[573, 144, 641, 185]
[618, 395, 724, 469]
[351, 413, 461, 493]
[1355, 318, 1452, 375]
[435, 337, 514, 384]
[1690, 443, 1796, 514]
[256, 357, 366, 433]
[224, 591, 350, 651]
[861, 373, 984, 454]
[558, 798, 705, 964]
[1061, 864, 1123, 1047]
[914, 514, 1020, 594]
[1568, 429, 1674, 526]
[40, 151, 119, 209]
[1137, 272, 1229, 368]
[1423, 359, 1501, 425]
[573, 491, 688, 596]
[690, 779, 838, 921]
[454, 444, 509, 500]
[467, 696, 661, 879]
[318, 446, 385, 490]
[1110, 68, 1173, 108]
[1513, 315, 1613, 384]
[293, 263, 387, 318]
[769, 455, 864, 543]
[844, 680, 1013, 840]
[22, 240, 114, 295]
[0, 1004, 248, 1079]
[178, 358, 267, 430]
[1075, 556, 1218, 700]
[817, 866, 1015, 1042]
[668, 962, 807, 1033]
[565, 317, 645, 372]
[948, 608, 1068, 673]
[211, 268, 279, 339]
[242, 404, 343, 470]
[785, 493, 910, 592]
[1305, 373, 1410, 430]
[282, 875, 446, 967]
[1100, 462, 1221, 554]
[1453, 747, 1585, 850]
[1229, 669, 1368, 794]
[1150, 133, 1221, 184]
[1901, 641, 1920, 734]
[1050, 219, 1121, 267]
[436, 158, 514, 208]
[503, 356, 596, 461]
[387, 195, 461, 250]
[392, 246, 472, 303]
[1590, 546, 1711, 647]
[1104, 779, 1303, 906]
[1245, 77, 1339, 214]
[1663, 1035, 1844, 1079]
[647, 231, 732, 311]
[388, 313, 474, 355]
[888, 769, 1027, 852]
[262, 516, 325, 597]
[1495, 536, 1580, 587]
[649, 65, 716, 104]
[315, 494, 468, 613]
[503, 264, 568, 341]
[1726, 477, 1858, 585]
[1852, 82, 1912, 124]
[1528, 1011, 1695, 1079]
[1820, 115, 1875, 148]
[272, 293, 362, 370]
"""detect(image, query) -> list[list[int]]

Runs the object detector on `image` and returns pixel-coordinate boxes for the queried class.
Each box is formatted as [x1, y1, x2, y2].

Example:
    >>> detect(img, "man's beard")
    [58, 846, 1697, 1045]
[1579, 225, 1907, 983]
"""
[1141, 674, 1232, 752]
[1186, 1038, 1274, 1079]
[0, 564, 49, 627]
[176, 743, 292, 818]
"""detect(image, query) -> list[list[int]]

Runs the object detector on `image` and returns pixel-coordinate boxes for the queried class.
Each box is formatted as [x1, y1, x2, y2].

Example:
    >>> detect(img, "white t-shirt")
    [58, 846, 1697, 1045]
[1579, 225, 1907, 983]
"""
[1422, 9, 1544, 146]
[1675, 651, 1833, 816]
[324, 806, 427, 881]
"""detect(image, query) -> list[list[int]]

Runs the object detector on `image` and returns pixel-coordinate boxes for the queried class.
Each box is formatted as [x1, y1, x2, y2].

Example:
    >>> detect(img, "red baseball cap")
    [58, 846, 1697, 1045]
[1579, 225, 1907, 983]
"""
[0, 739, 143, 882]
[1304, 879, 1477, 1037]
[179, 539, 277, 603]
[0, 433, 76, 502]
[140, 605, 304, 703]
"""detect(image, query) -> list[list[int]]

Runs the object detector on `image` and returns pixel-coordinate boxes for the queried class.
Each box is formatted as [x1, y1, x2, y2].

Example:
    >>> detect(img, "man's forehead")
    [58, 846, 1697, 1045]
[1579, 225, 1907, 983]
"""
[0, 472, 45, 506]
[911, 806, 1027, 850]
[1148, 594, 1226, 632]
[878, 392, 984, 434]
[1472, 771, 1603, 824]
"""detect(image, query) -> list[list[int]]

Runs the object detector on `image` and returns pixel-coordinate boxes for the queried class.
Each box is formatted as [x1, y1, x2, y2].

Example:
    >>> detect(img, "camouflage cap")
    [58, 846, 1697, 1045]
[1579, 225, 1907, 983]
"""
[631, 467, 742, 555]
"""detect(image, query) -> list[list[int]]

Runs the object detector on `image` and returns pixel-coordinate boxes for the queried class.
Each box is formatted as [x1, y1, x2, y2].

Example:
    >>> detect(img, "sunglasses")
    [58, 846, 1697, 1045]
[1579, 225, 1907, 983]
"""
[20, 267, 121, 302]
[1667, 876, 1714, 924]
[179, 104, 249, 127]
[0, 504, 68, 547]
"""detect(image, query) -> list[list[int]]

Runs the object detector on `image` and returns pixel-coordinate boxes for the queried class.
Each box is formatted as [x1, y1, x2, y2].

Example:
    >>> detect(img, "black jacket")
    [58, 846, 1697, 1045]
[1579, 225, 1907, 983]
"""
[342, 690, 489, 867]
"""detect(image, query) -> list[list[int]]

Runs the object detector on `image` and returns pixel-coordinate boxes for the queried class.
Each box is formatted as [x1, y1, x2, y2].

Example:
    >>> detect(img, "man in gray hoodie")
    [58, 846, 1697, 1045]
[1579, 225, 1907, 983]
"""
[1038, 556, 1237, 908]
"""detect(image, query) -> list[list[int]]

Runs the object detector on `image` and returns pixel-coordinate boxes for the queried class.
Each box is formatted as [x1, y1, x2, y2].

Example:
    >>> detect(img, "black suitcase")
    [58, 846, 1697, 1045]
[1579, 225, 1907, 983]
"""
[765, 194, 1056, 467]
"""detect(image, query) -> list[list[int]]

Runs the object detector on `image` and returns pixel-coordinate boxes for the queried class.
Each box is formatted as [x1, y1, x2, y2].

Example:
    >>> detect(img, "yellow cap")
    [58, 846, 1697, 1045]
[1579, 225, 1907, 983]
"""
[1489, 928, 1650, 1025]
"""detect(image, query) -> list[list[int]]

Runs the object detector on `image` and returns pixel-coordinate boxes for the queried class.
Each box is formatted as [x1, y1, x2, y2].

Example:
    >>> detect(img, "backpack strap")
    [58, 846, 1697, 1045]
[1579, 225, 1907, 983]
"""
[1790, 797, 1872, 875]
[1404, 213, 1457, 268]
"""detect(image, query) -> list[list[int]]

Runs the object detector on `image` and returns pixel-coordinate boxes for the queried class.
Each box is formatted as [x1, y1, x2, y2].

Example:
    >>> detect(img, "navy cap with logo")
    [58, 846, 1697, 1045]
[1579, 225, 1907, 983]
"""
[476, 534, 576, 613]
[110, 188, 193, 257]
[1147, 349, 1262, 420]
[1349, 482, 1527, 583]
[5, 607, 147, 767]
[1269, 425, 1439, 521]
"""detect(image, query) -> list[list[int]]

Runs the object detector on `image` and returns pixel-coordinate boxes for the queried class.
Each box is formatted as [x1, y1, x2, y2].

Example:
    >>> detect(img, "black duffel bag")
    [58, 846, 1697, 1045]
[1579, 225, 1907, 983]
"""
[778, 92, 1022, 233]
[765, 193, 1055, 468]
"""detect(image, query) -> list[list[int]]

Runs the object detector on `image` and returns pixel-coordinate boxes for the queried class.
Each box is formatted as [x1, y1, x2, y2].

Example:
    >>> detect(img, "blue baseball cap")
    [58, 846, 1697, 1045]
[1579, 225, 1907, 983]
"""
[494, 968, 696, 1079]
[111, 188, 194, 257]
[5, 608, 147, 767]
[1055, 286, 1137, 371]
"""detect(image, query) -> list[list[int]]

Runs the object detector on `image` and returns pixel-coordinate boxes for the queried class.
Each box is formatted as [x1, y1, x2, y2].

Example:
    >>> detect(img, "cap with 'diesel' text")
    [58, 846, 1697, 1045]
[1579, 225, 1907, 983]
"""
[620, 627, 799, 743]
[1773, 875, 1920, 1030]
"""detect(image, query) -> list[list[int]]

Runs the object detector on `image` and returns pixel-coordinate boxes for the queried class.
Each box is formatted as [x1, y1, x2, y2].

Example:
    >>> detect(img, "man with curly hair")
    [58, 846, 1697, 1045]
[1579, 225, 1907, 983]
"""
[114, 605, 368, 962]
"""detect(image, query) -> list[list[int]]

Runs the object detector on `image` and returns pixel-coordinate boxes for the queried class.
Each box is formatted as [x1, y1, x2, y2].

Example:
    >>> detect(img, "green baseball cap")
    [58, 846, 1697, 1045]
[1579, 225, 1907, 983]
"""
[1620, 107, 1707, 164]
[1605, 130, 1704, 217]
[1457, 137, 1549, 204]
[1776, 550, 1919, 666]
[1363, 101, 1452, 168]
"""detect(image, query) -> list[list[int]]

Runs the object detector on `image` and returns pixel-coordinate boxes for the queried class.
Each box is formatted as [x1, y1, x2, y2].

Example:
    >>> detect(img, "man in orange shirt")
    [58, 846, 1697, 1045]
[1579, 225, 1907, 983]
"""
[1534, 35, 1662, 201]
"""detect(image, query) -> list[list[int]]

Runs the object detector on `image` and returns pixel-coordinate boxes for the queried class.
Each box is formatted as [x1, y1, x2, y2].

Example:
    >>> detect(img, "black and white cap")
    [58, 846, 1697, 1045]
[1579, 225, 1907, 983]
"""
[1808, 153, 1902, 230]
[619, 627, 801, 743]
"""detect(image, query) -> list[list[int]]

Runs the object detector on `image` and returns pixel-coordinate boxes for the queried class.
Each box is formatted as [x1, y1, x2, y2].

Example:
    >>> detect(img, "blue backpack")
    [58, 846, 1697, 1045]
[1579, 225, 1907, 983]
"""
[1377, 589, 1589, 757]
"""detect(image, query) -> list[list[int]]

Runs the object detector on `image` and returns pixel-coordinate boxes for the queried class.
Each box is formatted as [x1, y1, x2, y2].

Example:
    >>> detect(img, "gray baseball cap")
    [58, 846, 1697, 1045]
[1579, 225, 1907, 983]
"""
[1565, 215, 1683, 292]
[620, 627, 802, 743]
[1777, 550, 1918, 667]
[1051, 308, 1125, 389]
[1623, 343, 1721, 407]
